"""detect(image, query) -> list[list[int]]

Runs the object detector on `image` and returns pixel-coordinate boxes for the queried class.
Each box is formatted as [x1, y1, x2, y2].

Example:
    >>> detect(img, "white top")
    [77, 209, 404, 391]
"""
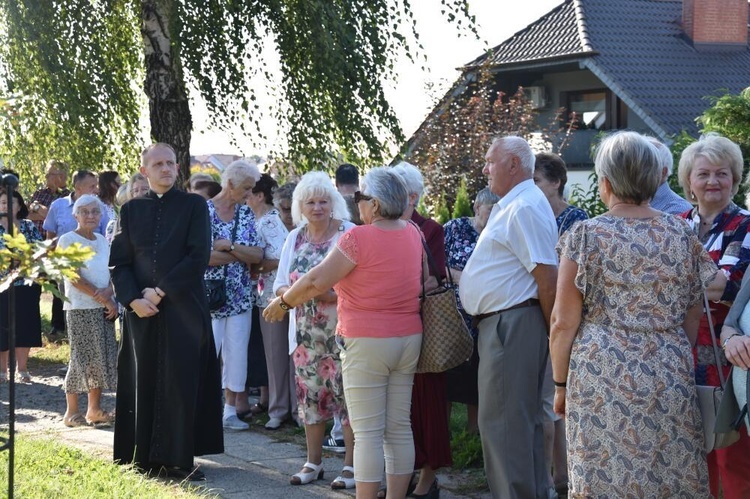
[459, 179, 558, 315]
[58, 231, 111, 310]
[255, 210, 289, 308]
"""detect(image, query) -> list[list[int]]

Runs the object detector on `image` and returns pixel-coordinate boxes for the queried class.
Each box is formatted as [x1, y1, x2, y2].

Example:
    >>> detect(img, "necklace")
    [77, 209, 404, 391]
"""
[306, 218, 333, 243]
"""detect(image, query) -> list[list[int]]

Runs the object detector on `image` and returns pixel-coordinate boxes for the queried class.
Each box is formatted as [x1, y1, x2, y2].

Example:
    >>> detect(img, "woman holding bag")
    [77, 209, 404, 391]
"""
[678, 133, 750, 499]
[264, 167, 424, 497]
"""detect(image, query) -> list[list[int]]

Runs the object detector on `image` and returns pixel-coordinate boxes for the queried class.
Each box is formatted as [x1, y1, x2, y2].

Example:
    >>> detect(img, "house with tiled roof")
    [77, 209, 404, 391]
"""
[406, 0, 750, 181]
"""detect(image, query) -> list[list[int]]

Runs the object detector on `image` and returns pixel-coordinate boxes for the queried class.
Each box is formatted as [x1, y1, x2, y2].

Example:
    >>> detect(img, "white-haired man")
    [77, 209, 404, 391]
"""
[646, 137, 692, 214]
[460, 136, 558, 498]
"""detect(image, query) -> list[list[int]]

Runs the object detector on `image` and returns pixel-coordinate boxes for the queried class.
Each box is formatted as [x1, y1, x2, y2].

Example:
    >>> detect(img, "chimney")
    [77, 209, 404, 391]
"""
[683, 0, 749, 51]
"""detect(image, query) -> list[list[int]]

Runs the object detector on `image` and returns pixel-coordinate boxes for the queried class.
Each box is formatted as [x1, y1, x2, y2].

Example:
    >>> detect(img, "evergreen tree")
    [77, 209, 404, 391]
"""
[452, 177, 473, 219]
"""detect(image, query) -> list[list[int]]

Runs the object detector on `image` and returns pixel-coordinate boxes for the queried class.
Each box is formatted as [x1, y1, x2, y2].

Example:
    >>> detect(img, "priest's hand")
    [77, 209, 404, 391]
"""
[130, 298, 159, 318]
[142, 287, 162, 306]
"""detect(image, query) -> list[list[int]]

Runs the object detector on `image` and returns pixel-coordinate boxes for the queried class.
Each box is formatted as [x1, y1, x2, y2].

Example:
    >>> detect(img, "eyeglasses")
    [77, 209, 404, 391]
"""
[354, 191, 373, 203]
[78, 209, 101, 217]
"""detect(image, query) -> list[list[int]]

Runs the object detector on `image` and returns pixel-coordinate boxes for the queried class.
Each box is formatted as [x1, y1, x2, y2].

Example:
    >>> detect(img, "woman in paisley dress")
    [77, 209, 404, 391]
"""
[443, 187, 499, 434]
[551, 131, 716, 498]
[205, 160, 263, 431]
[272, 171, 355, 488]
[0, 190, 43, 383]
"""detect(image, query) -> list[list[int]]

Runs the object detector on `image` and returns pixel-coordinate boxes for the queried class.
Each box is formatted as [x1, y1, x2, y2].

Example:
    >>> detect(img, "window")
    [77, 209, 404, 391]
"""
[567, 90, 607, 130]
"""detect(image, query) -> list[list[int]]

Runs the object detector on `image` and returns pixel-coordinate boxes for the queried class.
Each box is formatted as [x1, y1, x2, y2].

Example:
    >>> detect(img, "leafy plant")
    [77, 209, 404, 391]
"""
[568, 172, 606, 217]
[452, 177, 474, 219]
[0, 233, 93, 295]
[434, 193, 451, 225]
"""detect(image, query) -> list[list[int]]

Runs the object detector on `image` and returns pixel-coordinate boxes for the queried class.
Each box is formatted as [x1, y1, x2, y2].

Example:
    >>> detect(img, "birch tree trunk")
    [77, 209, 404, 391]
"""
[141, 0, 192, 186]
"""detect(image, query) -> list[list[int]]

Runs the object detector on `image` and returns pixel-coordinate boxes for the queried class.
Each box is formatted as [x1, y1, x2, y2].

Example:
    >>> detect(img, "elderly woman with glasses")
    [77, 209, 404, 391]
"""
[264, 167, 424, 497]
[57, 194, 119, 427]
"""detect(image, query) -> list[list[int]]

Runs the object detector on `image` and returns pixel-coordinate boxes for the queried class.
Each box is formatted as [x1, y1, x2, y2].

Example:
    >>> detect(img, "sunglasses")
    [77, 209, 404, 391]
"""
[354, 191, 373, 203]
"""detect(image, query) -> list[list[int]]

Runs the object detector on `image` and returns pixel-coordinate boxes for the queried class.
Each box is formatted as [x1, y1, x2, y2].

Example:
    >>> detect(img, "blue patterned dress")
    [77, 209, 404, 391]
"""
[443, 217, 479, 336]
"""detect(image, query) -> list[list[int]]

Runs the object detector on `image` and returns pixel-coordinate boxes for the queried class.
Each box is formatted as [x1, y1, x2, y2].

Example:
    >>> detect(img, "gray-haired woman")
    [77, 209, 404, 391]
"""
[264, 167, 423, 496]
[58, 194, 118, 427]
[206, 160, 264, 431]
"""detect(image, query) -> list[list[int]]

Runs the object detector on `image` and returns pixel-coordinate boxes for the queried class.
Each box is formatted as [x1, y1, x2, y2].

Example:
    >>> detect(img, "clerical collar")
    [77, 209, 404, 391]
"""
[156, 193, 163, 198]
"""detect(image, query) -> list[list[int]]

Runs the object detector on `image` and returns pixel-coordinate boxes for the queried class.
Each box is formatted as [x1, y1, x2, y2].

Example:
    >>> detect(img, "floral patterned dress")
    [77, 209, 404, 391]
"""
[558, 214, 716, 498]
[289, 222, 353, 425]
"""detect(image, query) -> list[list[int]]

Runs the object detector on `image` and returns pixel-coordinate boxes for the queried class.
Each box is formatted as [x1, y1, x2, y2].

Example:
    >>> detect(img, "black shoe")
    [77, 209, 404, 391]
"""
[409, 479, 439, 499]
[153, 465, 206, 482]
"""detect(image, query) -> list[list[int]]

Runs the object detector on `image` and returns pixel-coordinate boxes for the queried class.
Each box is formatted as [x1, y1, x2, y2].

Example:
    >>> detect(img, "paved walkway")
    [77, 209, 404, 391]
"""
[7, 365, 488, 498]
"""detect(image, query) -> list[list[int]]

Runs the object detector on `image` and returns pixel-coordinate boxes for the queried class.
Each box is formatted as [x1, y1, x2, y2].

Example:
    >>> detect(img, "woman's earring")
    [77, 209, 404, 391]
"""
[690, 191, 697, 201]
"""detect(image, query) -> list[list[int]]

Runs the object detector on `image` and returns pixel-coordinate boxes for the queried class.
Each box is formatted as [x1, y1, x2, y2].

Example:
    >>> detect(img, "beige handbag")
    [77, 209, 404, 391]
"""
[415, 233, 473, 374]
[696, 294, 740, 452]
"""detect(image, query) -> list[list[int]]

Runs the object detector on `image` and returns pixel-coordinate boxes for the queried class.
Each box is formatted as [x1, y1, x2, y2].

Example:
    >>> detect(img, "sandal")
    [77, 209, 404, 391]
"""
[86, 410, 115, 426]
[63, 413, 89, 428]
[17, 371, 31, 383]
[331, 465, 355, 489]
[290, 461, 324, 485]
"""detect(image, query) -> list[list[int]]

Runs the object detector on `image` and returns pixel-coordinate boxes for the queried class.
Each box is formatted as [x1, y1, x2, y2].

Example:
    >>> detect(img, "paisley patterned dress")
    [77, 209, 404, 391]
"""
[289, 222, 353, 425]
[558, 214, 716, 498]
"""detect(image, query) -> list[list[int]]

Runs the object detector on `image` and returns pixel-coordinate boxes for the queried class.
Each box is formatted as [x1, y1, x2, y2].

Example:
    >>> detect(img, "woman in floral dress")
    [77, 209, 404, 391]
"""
[443, 187, 499, 434]
[273, 171, 355, 488]
[551, 132, 716, 497]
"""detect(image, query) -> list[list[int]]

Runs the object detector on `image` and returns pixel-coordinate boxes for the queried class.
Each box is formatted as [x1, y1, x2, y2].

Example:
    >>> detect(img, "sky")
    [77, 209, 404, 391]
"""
[189, 0, 562, 157]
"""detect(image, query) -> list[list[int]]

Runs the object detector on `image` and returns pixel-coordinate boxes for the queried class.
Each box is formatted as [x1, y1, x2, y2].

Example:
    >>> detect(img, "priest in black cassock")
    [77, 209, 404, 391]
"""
[110, 143, 223, 481]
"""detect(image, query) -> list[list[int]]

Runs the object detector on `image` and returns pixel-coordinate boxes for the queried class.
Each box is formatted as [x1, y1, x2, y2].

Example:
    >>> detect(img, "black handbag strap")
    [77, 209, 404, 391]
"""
[221, 204, 241, 279]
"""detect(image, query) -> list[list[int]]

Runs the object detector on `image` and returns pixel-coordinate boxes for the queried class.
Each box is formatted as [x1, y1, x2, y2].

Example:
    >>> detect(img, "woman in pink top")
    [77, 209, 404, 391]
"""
[265, 167, 424, 498]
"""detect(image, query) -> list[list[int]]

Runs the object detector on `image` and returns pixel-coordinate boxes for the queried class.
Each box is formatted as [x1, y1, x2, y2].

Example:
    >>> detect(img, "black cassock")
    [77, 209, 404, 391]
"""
[110, 187, 223, 470]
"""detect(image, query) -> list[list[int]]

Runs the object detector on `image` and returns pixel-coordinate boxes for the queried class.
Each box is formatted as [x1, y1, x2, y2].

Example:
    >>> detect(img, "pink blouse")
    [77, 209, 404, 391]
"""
[335, 223, 423, 338]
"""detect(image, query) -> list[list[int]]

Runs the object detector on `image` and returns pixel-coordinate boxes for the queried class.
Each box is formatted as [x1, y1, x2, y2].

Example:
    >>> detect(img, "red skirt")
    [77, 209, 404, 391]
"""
[411, 372, 452, 470]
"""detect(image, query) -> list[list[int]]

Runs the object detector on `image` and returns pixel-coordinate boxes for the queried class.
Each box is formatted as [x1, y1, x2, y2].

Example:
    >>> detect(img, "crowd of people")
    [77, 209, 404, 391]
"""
[1, 129, 750, 498]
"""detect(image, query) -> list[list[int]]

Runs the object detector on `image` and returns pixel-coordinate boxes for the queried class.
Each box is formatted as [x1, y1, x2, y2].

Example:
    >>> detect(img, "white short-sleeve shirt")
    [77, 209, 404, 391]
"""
[459, 179, 558, 316]
[58, 232, 111, 310]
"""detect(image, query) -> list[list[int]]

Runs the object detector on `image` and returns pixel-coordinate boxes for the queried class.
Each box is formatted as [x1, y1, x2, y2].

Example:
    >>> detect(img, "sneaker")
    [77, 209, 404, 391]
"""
[322, 436, 346, 453]
[223, 414, 249, 431]
[265, 417, 285, 430]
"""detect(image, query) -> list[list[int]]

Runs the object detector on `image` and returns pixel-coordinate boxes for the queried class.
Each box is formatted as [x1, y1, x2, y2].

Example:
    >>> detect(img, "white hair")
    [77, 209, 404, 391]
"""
[494, 136, 535, 175]
[391, 161, 425, 203]
[72, 194, 103, 215]
[221, 160, 261, 188]
[292, 171, 350, 226]
[645, 136, 674, 178]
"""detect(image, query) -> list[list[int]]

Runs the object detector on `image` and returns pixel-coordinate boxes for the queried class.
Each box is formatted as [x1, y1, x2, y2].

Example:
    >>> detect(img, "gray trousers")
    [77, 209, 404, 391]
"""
[477, 305, 549, 499]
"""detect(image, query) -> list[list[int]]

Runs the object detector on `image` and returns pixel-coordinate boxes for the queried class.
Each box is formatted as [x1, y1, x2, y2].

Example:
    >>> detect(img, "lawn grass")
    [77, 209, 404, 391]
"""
[0, 436, 210, 498]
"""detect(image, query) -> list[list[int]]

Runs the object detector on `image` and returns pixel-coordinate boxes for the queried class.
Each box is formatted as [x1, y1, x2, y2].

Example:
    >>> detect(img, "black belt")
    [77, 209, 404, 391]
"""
[471, 299, 540, 329]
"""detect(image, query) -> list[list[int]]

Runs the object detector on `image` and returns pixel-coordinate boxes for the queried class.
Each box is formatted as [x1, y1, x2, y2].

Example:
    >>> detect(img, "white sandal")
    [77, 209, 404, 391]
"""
[331, 465, 355, 489]
[290, 461, 324, 485]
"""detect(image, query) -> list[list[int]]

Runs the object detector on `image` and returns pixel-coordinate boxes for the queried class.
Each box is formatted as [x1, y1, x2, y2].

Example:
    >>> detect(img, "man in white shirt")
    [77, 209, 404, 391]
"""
[459, 136, 558, 498]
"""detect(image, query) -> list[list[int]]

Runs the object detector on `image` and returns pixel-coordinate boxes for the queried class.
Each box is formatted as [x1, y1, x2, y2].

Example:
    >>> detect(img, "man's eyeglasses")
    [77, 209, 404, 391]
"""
[354, 191, 372, 203]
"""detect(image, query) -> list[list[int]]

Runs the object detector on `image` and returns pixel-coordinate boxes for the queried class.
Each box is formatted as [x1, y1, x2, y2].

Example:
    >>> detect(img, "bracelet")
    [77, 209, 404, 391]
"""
[722, 333, 742, 350]
[553, 380, 567, 388]
[154, 288, 165, 298]
[279, 293, 292, 311]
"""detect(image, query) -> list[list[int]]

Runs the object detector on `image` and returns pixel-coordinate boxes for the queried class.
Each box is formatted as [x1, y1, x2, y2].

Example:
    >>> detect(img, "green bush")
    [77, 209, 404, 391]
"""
[452, 177, 474, 219]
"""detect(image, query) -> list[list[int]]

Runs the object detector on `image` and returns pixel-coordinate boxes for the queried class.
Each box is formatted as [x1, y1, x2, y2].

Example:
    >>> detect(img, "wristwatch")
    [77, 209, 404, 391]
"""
[279, 294, 292, 311]
[229, 243, 235, 251]
[723, 333, 741, 350]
